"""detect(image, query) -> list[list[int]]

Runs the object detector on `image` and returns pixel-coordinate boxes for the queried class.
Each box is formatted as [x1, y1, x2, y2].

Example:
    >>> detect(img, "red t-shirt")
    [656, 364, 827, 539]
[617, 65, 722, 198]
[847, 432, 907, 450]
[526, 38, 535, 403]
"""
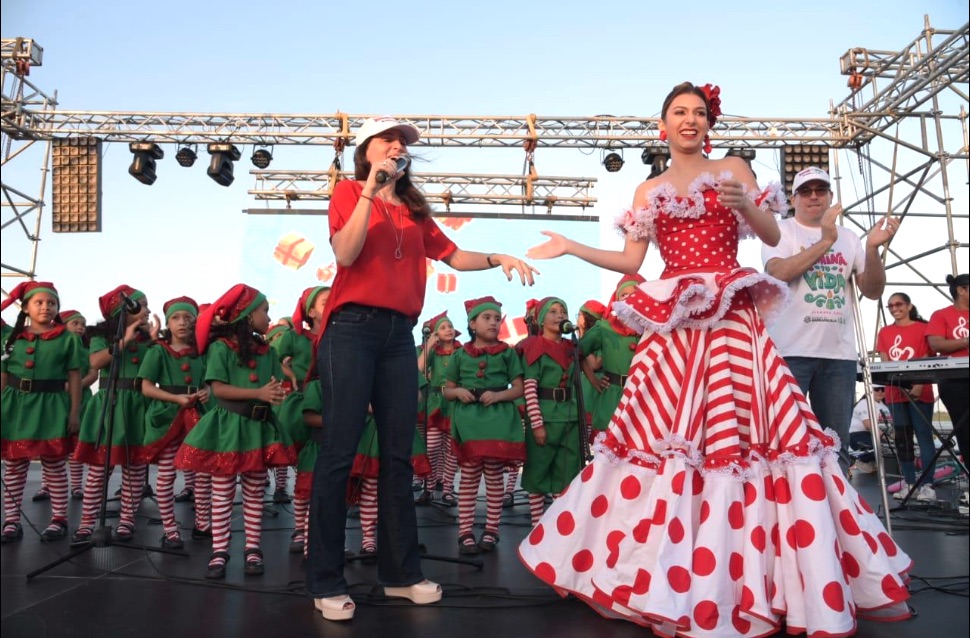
[926, 305, 970, 358]
[876, 322, 934, 403]
[322, 180, 457, 329]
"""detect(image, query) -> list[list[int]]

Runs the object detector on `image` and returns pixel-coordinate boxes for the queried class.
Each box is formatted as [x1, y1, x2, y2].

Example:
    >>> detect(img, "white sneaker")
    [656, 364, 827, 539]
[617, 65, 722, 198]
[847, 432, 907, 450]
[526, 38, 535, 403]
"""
[916, 484, 937, 503]
[893, 485, 914, 501]
[850, 460, 876, 474]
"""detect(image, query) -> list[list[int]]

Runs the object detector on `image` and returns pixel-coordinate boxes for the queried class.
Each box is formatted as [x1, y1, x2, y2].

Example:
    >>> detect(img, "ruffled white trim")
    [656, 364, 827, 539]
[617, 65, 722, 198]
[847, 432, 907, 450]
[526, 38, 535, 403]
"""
[593, 428, 839, 480]
[612, 269, 790, 335]
[613, 172, 786, 247]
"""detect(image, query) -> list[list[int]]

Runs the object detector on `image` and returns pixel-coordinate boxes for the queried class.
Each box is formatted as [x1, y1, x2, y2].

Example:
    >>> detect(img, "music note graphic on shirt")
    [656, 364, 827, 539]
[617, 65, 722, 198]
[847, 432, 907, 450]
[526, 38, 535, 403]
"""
[954, 316, 969, 340]
[888, 334, 914, 361]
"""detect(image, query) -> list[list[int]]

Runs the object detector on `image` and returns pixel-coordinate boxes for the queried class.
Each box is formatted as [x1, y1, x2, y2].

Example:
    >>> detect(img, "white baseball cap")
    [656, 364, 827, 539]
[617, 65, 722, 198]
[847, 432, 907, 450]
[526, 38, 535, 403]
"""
[354, 116, 420, 147]
[791, 166, 831, 195]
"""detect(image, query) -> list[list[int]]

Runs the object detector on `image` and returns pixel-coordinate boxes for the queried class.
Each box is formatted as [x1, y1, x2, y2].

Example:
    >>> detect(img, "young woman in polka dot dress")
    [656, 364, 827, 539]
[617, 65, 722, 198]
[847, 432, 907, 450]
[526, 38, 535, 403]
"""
[521, 82, 912, 637]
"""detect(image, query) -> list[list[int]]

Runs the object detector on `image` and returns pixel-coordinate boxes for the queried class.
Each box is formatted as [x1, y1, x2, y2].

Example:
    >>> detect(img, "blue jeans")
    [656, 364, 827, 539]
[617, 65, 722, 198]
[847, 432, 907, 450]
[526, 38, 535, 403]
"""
[305, 304, 424, 598]
[887, 400, 936, 485]
[783, 357, 857, 454]
[849, 431, 876, 463]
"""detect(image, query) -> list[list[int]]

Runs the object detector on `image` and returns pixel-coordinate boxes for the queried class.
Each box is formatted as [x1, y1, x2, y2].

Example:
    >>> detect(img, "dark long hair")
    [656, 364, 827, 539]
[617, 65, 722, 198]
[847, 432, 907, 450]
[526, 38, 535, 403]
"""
[661, 82, 711, 122]
[946, 273, 969, 300]
[3, 310, 27, 356]
[88, 316, 121, 341]
[353, 141, 432, 219]
[888, 292, 926, 323]
[209, 321, 263, 366]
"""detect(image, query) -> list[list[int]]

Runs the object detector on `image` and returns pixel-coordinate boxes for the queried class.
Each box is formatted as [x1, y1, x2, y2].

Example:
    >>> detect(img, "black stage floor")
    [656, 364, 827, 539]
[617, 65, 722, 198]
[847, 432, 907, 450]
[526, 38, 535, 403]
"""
[2, 465, 967, 638]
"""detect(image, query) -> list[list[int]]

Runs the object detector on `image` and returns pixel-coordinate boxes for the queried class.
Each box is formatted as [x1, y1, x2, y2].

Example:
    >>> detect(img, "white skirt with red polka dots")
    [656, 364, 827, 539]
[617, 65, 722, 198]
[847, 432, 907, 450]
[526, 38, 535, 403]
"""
[518, 300, 912, 638]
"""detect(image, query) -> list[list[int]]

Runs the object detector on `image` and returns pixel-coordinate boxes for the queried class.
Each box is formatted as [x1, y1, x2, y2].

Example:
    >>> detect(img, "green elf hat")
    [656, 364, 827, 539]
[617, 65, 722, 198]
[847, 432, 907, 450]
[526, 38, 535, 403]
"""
[2, 281, 60, 316]
[267, 321, 291, 342]
[464, 296, 502, 322]
[580, 300, 607, 320]
[293, 286, 330, 335]
[163, 296, 199, 322]
[195, 284, 266, 354]
[98, 285, 145, 319]
[423, 310, 461, 340]
[612, 273, 645, 300]
[531, 296, 568, 327]
[58, 309, 84, 324]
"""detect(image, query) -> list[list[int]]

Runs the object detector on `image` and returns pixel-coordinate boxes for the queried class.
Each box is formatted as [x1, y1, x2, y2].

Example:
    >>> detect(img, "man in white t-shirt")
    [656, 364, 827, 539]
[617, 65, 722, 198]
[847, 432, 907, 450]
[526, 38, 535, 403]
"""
[762, 167, 897, 453]
[848, 386, 892, 473]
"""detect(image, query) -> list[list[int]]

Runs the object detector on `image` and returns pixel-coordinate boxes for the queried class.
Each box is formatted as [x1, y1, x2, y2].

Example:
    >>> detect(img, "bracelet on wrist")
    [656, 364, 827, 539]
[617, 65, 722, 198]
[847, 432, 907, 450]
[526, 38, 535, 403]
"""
[486, 253, 496, 268]
[360, 194, 373, 203]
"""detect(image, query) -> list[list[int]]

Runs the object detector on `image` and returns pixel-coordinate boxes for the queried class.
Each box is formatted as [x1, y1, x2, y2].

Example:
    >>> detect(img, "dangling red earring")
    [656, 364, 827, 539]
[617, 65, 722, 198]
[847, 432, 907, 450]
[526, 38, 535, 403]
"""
[659, 130, 668, 143]
[703, 135, 712, 154]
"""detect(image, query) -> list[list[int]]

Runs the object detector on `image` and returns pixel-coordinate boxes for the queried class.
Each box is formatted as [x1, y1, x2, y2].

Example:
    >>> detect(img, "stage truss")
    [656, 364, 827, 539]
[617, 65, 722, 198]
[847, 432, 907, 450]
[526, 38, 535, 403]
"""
[2, 17, 968, 337]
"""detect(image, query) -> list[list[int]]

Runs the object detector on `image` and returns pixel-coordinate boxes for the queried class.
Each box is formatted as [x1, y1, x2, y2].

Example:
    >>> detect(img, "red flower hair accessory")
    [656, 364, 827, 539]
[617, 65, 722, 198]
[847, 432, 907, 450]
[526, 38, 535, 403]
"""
[700, 84, 721, 127]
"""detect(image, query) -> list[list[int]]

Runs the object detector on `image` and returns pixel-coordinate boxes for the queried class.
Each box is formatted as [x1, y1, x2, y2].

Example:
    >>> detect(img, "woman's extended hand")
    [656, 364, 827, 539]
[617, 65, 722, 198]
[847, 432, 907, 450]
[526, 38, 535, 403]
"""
[527, 230, 570, 260]
[493, 254, 539, 286]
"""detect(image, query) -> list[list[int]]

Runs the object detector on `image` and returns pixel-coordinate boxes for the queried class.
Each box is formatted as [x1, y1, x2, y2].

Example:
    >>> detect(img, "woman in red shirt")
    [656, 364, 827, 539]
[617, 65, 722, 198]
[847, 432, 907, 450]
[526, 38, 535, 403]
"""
[926, 273, 969, 495]
[306, 117, 536, 621]
[876, 292, 936, 502]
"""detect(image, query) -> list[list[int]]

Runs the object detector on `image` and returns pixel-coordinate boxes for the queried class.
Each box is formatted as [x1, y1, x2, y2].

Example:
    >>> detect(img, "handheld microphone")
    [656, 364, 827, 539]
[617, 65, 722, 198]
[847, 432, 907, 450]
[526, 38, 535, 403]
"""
[559, 319, 576, 335]
[119, 291, 142, 315]
[376, 156, 410, 184]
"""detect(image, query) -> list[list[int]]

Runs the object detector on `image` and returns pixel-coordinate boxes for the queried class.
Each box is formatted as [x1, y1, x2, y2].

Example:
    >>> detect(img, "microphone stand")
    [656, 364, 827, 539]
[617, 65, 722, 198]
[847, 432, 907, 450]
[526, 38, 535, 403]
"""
[567, 326, 592, 464]
[28, 306, 188, 579]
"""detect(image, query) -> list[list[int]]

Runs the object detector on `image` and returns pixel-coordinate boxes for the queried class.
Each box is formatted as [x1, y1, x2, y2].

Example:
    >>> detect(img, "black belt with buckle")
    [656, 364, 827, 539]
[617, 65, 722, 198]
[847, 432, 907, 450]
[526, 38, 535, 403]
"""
[7, 374, 65, 393]
[467, 386, 509, 401]
[217, 398, 272, 421]
[159, 384, 199, 395]
[99, 376, 142, 392]
[603, 371, 628, 387]
[537, 386, 572, 402]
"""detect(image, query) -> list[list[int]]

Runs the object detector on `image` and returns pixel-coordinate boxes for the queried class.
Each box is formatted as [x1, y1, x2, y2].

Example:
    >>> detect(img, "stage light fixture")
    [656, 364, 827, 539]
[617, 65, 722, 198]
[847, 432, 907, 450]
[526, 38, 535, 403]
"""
[52, 137, 103, 233]
[603, 152, 625, 173]
[780, 144, 831, 199]
[128, 142, 164, 186]
[251, 147, 273, 169]
[641, 146, 671, 179]
[206, 143, 242, 187]
[175, 145, 198, 167]
[725, 148, 756, 163]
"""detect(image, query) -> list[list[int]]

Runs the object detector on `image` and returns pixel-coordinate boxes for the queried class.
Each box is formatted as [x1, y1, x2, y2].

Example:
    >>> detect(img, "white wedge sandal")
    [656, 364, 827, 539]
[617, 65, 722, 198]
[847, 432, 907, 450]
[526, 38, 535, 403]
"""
[314, 595, 356, 621]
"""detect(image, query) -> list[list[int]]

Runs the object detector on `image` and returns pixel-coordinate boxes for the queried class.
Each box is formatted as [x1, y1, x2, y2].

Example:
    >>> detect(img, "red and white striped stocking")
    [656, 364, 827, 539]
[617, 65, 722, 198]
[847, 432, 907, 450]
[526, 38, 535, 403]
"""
[358, 477, 379, 552]
[458, 461, 484, 538]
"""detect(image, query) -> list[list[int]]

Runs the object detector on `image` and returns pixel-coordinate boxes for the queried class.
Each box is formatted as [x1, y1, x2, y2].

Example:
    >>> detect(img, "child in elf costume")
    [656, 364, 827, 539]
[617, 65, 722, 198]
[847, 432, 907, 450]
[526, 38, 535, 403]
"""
[32, 309, 95, 502]
[1, 282, 84, 542]
[443, 296, 525, 554]
[138, 296, 209, 549]
[175, 284, 296, 579]
[580, 275, 645, 438]
[516, 297, 582, 527]
[272, 287, 330, 505]
[72, 285, 158, 545]
[416, 311, 461, 506]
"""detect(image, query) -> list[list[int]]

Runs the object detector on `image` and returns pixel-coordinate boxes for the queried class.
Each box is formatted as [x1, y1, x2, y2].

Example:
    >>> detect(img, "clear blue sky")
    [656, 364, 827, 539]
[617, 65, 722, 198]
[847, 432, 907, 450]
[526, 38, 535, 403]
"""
[2, 0, 967, 341]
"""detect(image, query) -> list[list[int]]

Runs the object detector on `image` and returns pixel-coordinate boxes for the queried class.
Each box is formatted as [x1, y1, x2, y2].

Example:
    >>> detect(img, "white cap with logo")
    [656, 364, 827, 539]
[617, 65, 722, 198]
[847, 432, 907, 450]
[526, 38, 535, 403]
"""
[354, 116, 421, 147]
[791, 166, 831, 195]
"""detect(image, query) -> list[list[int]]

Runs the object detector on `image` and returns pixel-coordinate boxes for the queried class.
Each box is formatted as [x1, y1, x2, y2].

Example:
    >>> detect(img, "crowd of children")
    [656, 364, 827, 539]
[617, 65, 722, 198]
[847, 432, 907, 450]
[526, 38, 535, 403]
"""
[1, 277, 646, 579]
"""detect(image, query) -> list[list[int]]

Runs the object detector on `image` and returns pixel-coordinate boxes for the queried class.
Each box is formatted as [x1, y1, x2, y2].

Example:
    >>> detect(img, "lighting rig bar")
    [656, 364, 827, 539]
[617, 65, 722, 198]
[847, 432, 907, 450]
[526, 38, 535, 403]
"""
[248, 170, 597, 215]
[3, 111, 848, 148]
